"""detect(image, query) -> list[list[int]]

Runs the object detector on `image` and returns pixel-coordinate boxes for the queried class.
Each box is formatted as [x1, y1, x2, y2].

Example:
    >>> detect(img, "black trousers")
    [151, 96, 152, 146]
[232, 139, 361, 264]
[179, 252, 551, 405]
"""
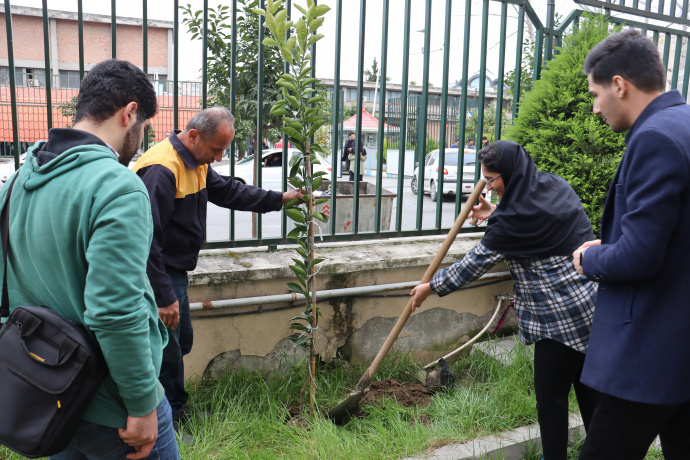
[534, 339, 598, 460]
[348, 172, 363, 181]
[579, 392, 690, 459]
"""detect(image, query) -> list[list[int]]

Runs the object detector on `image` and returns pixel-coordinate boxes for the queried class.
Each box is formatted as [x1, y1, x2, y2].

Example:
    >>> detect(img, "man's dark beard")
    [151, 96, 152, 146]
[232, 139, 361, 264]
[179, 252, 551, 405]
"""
[119, 121, 144, 166]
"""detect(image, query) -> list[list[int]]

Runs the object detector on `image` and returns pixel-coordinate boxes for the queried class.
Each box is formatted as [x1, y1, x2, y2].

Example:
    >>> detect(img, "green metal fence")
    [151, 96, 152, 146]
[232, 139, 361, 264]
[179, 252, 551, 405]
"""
[1, 0, 689, 248]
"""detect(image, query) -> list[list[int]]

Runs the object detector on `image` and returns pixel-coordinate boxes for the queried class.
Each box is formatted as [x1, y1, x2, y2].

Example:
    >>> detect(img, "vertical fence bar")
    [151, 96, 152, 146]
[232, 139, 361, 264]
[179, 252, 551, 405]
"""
[435, 0, 452, 229]
[415, 0, 432, 231]
[494, 1, 508, 141]
[683, 0, 689, 19]
[230, 0, 237, 241]
[256, 0, 265, 240]
[282, 0, 292, 238]
[512, 6, 525, 119]
[670, 0, 678, 16]
[202, 0, 208, 109]
[544, 0, 555, 61]
[353, 0, 366, 234]
[143, 1, 148, 74]
[42, 0, 53, 130]
[662, 32, 671, 82]
[374, 0, 389, 233]
[659, 0, 666, 14]
[4, 0, 20, 167]
[111, 0, 117, 58]
[395, 0, 412, 232]
[174, 0, 179, 131]
[533, 29, 544, 81]
[455, 0, 472, 216]
[330, 0, 342, 235]
[474, 0, 489, 184]
[671, 34, 682, 88]
[143, 0, 149, 150]
[652, 30, 659, 46]
[682, 36, 690, 98]
[78, 0, 84, 79]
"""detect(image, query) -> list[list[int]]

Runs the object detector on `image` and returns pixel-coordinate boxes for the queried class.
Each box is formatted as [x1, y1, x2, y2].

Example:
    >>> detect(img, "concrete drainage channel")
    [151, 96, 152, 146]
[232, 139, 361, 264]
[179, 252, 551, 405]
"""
[403, 337, 585, 460]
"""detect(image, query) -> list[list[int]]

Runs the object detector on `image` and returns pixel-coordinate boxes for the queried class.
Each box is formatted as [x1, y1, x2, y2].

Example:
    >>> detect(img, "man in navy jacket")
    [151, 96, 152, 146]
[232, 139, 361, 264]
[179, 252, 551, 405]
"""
[573, 29, 690, 459]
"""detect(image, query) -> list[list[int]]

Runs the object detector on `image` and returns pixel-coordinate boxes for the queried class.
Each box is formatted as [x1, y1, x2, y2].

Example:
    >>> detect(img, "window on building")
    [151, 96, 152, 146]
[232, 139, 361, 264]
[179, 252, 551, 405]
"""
[29, 69, 46, 87]
[59, 70, 81, 89]
[0, 66, 9, 86]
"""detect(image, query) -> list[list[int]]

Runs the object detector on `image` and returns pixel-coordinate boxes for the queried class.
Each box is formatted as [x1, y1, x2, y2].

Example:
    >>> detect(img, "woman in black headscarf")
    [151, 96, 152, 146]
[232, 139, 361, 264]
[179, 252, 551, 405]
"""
[411, 140, 597, 460]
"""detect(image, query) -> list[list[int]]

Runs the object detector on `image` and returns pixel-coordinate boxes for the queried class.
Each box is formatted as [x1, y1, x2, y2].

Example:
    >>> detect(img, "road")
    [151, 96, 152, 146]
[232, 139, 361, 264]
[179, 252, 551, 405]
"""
[205, 168, 484, 242]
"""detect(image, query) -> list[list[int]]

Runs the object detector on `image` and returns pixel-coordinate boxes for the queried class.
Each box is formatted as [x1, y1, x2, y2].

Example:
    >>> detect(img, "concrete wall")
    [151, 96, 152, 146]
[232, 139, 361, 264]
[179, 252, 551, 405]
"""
[185, 234, 514, 382]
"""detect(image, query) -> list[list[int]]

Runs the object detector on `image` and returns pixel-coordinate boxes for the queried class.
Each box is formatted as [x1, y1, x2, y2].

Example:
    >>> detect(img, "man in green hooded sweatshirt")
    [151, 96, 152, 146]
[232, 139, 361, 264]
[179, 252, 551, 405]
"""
[0, 59, 178, 459]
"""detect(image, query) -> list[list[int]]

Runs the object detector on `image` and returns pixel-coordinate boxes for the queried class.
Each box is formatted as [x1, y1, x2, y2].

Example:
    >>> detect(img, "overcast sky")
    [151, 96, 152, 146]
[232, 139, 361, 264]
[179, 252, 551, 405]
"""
[9, 0, 611, 84]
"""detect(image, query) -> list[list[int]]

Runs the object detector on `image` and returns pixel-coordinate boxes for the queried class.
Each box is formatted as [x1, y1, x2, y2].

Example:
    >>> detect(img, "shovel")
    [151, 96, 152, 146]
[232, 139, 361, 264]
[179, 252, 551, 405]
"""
[327, 179, 487, 425]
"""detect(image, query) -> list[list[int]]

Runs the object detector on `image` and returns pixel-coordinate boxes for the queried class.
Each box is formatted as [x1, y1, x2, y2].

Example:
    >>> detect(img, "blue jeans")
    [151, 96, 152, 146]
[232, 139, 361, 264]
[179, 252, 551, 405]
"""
[49, 398, 179, 460]
[159, 268, 193, 415]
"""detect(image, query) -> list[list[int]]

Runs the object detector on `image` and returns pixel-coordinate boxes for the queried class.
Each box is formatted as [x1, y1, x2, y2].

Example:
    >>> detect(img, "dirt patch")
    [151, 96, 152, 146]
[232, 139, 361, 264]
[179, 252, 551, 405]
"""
[350, 378, 433, 417]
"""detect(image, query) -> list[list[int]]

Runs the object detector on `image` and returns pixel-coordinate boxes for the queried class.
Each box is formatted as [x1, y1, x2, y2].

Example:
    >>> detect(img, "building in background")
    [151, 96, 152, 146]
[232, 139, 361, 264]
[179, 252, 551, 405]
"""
[0, 6, 200, 156]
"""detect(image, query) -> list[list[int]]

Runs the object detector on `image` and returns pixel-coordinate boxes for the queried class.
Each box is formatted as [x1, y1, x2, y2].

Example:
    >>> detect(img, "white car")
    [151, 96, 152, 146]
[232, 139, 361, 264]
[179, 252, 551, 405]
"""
[0, 153, 27, 184]
[213, 148, 332, 191]
[410, 148, 480, 201]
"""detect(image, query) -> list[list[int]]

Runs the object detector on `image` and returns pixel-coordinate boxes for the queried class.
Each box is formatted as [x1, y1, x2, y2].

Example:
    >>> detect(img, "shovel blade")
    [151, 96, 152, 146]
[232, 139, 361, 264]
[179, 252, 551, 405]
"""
[327, 388, 369, 425]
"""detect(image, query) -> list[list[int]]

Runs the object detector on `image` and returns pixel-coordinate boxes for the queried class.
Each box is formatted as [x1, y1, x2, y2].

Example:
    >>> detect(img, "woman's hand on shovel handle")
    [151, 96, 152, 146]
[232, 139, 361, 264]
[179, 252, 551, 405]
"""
[468, 194, 496, 225]
[410, 283, 433, 312]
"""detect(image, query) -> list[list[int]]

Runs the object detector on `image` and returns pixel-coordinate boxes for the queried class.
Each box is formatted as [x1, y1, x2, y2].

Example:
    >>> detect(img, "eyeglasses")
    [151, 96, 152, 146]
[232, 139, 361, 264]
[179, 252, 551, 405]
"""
[485, 173, 502, 184]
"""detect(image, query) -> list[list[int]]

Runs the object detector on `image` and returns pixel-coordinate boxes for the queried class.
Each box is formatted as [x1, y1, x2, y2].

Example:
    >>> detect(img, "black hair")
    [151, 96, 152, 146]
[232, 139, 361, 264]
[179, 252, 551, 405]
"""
[478, 142, 500, 172]
[584, 28, 665, 92]
[348, 132, 355, 136]
[75, 59, 157, 124]
[185, 107, 235, 140]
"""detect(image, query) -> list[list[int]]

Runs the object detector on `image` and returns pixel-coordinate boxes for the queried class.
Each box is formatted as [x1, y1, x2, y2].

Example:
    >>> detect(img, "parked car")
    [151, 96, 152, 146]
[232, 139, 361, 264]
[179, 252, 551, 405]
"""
[0, 153, 27, 184]
[213, 148, 332, 191]
[410, 148, 480, 201]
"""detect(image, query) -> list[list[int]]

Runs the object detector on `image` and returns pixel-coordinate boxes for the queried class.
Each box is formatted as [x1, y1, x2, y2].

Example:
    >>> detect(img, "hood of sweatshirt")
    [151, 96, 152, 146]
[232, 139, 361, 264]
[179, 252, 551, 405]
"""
[22, 128, 119, 191]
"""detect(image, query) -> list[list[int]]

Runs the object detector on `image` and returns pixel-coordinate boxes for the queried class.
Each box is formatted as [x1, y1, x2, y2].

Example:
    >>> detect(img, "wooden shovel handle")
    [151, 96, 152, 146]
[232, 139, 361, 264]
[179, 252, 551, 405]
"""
[355, 179, 487, 390]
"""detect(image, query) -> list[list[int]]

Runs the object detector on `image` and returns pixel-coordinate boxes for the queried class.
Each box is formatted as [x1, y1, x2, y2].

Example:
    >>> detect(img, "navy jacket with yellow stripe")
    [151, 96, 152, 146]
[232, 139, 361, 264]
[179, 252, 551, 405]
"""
[133, 131, 283, 308]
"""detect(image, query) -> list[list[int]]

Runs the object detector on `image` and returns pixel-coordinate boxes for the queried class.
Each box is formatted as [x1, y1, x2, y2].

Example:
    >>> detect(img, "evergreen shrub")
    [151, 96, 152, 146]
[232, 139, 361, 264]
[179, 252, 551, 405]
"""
[507, 15, 626, 236]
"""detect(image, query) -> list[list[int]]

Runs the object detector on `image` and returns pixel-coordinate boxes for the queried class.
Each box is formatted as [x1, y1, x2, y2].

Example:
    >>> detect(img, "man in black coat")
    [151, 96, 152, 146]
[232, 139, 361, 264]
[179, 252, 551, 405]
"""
[342, 132, 356, 173]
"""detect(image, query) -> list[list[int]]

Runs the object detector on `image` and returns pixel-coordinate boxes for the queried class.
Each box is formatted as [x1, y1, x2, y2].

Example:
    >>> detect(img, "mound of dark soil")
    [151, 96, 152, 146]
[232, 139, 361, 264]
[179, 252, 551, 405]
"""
[350, 378, 433, 417]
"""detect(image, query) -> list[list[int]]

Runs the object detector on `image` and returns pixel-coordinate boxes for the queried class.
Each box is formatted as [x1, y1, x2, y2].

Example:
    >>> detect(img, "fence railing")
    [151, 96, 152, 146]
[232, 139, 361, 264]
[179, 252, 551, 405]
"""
[1, 0, 688, 248]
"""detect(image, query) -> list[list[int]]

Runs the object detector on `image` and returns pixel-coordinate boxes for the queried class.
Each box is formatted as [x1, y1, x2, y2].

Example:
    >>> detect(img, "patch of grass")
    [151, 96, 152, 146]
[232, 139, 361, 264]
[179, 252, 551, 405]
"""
[0, 337, 669, 459]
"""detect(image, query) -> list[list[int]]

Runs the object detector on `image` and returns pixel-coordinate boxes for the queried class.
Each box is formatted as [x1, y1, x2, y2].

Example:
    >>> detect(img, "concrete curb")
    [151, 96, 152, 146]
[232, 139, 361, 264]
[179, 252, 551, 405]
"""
[403, 414, 584, 460]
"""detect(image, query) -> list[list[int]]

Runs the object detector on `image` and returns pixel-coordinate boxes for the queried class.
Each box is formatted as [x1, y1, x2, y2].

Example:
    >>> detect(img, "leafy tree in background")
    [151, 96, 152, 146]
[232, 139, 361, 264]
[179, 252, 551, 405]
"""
[181, 1, 284, 158]
[505, 14, 561, 112]
[364, 57, 391, 82]
[507, 14, 625, 236]
[364, 57, 379, 82]
[457, 101, 510, 145]
[504, 38, 536, 101]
